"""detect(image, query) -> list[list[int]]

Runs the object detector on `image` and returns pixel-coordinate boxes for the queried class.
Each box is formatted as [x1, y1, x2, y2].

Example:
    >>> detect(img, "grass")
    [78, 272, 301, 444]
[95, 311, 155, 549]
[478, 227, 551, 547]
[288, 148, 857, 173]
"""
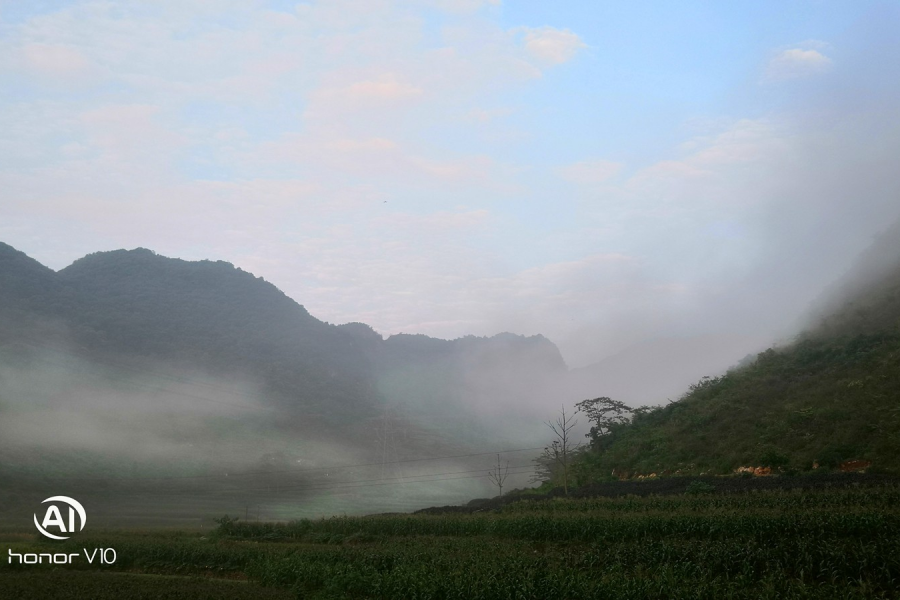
[2, 483, 898, 599]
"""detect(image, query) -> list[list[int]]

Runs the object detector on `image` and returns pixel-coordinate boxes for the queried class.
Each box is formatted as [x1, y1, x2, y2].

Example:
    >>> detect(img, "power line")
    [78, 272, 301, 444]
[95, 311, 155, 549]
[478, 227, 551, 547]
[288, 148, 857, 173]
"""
[5, 338, 391, 418]
[6, 351, 276, 414]
[93, 465, 539, 498]
[5, 338, 356, 415]
[218, 466, 538, 496]
[4, 338, 279, 401]
[124, 463, 536, 493]
[51, 467, 544, 518]
[45, 446, 546, 483]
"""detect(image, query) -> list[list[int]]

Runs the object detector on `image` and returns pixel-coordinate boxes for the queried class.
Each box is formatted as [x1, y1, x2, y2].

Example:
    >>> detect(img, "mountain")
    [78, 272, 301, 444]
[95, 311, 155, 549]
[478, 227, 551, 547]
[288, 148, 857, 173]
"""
[1, 247, 377, 420]
[0, 245, 568, 434]
[0, 242, 71, 336]
[0, 244, 578, 520]
[570, 222, 900, 479]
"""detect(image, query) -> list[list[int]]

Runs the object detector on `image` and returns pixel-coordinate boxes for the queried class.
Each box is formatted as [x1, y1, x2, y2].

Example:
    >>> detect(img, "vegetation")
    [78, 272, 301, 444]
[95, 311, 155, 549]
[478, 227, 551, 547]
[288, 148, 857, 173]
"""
[2, 484, 898, 599]
[567, 330, 900, 480]
[575, 396, 633, 447]
[562, 228, 900, 481]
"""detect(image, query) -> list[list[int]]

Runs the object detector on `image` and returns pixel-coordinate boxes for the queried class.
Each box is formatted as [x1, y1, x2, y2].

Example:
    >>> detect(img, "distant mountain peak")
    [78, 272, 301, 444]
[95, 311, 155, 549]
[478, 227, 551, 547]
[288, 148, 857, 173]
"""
[0, 242, 55, 287]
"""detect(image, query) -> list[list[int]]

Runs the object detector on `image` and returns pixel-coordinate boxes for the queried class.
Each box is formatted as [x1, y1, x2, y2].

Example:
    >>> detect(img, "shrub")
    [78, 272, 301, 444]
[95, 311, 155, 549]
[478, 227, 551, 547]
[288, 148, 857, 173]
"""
[686, 480, 716, 495]
[760, 450, 790, 469]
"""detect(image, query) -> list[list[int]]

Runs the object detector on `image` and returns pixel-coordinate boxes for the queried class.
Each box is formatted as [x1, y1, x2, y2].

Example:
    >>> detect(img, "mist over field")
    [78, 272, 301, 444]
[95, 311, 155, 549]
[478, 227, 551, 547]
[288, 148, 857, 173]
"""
[0, 353, 525, 522]
[1, 1, 900, 531]
[0, 291, 559, 521]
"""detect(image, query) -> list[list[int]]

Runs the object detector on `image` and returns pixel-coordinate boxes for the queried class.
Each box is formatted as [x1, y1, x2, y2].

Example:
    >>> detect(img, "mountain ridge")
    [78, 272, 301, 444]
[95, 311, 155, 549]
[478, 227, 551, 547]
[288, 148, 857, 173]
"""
[0, 244, 571, 430]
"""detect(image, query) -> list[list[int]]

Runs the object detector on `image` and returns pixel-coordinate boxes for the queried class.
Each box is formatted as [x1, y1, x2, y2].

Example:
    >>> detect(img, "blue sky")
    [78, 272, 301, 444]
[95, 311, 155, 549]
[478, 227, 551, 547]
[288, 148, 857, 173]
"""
[1, 0, 899, 367]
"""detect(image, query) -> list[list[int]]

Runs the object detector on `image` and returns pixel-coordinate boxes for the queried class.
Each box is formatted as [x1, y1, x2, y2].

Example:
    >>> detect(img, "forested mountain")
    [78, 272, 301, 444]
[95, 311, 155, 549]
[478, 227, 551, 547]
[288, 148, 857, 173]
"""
[0, 244, 565, 431]
[570, 222, 900, 479]
[0, 242, 69, 331]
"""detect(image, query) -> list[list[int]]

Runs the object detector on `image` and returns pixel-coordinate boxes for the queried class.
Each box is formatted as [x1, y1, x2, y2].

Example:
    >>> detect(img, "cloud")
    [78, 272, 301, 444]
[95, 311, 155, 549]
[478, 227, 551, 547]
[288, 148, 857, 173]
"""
[378, 208, 490, 231]
[407, 155, 495, 182]
[242, 129, 510, 189]
[558, 159, 622, 185]
[326, 138, 399, 152]
[465, 107, 512, 123]
[623, 118, 786, 201]
[20, 43, 91, 76]
[764, 47, 832, 82]
[343, 76, 424, 101]
[519, 27, 585, 65]
[80, 104, 185, 154]
[429, 0, 501, 15]
[303, 74, 425, 121]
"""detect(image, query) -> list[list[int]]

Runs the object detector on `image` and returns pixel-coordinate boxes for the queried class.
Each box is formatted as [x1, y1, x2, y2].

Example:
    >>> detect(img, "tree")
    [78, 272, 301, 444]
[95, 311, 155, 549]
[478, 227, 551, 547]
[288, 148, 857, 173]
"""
[545, 405, 579, 495]
[487, 454, 510, 497]
[575, 397, 633, 447]
[530, 449, 555, 485]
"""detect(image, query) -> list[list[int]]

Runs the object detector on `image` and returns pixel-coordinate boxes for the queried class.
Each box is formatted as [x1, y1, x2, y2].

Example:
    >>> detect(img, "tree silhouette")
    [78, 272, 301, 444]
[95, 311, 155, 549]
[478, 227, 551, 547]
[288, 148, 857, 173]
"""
[575, 397, 632, 447]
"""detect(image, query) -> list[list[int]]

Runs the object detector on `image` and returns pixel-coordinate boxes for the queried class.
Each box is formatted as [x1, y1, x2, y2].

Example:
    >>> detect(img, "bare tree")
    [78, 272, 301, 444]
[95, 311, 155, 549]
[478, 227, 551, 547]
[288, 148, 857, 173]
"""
[545, 405, 579, 495]
[487, 454, 510, 497]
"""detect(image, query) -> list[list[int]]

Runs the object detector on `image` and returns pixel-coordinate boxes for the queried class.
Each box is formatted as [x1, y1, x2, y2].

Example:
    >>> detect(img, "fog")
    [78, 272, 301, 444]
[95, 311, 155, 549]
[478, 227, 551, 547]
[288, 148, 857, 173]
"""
[0, 341, 542, 524]
[3, 209, 900, 524]
[2, 2, 900, 524]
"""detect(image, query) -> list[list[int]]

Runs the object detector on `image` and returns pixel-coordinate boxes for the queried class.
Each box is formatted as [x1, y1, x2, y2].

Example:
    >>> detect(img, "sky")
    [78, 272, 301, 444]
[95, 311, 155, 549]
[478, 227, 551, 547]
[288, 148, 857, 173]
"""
[1, 0, 899, 368]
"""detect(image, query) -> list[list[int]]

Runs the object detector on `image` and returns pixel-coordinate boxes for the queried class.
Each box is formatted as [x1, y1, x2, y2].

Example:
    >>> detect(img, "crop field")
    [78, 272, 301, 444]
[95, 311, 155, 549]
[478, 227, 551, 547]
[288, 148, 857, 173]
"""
[2, 482, 899, 599]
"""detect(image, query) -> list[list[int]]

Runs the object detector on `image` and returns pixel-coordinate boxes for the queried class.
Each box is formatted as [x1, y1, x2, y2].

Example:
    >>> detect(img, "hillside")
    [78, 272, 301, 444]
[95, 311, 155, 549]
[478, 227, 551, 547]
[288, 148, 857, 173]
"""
[0, 247, 380, 422]
[0, 242, 72, 339]
[0, 244, 571, 448]
[55, 248, 382, 417]
[572, 223, 900, 479]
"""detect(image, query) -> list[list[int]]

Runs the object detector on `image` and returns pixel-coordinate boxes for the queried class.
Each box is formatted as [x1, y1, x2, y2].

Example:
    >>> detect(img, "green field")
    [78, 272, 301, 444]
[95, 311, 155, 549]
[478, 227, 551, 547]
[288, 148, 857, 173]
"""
[2, 482, 899, 599]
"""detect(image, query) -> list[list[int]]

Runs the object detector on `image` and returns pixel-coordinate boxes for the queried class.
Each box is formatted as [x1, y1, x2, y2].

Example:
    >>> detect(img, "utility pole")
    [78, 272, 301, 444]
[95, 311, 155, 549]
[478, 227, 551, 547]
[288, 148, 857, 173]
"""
[378, 408, 405, 483]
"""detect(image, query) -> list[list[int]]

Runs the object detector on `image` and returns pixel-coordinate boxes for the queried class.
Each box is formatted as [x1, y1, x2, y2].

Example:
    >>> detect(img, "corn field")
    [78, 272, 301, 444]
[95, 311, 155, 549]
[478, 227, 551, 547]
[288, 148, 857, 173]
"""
[222, 485, 900, 598]
[3, 484, 899, 599]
